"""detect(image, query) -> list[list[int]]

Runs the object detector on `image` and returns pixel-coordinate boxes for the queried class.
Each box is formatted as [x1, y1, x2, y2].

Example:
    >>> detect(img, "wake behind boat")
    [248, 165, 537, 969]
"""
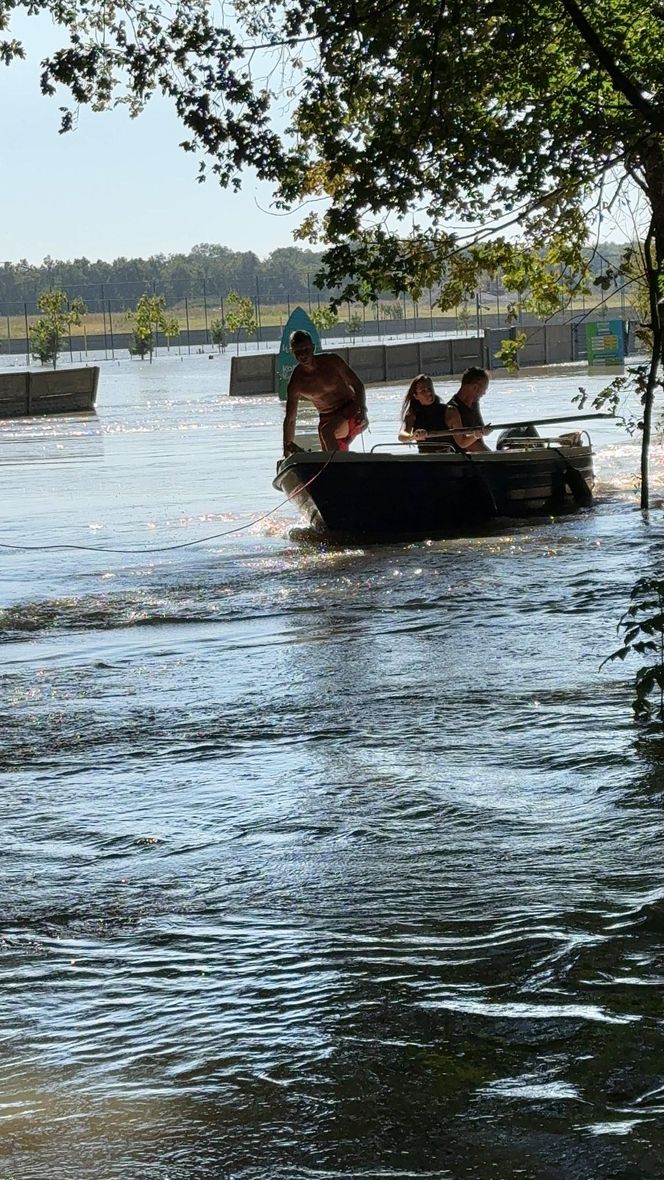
[274, 420, 599, 538]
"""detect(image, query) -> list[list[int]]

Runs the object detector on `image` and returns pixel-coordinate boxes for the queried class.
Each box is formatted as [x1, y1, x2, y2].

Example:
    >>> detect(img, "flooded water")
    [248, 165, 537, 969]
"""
[2, 354, 664, 1179]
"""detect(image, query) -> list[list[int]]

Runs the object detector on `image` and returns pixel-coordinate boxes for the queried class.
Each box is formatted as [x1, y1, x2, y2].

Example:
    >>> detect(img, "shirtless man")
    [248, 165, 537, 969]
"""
[283, 330, 369, 454]
[444, 366, 491, 453]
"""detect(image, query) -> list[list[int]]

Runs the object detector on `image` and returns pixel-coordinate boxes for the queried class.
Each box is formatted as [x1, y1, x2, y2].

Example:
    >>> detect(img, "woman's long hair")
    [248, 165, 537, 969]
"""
[400, 374, 439, 422]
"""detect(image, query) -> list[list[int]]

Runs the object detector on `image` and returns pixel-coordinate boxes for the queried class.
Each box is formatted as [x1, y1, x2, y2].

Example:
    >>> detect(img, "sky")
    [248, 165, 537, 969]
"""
[0, 12, 640, 270]
[0, 12, 303, 265]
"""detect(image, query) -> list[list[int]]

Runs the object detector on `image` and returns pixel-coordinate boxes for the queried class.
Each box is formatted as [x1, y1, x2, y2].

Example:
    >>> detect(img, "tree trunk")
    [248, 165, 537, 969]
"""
[640, 149, 664, 511]
[641, 325, 660, 511]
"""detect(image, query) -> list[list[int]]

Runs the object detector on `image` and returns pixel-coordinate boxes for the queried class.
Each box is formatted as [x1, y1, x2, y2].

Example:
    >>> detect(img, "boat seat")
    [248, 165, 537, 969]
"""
[496, 436, 547, 450]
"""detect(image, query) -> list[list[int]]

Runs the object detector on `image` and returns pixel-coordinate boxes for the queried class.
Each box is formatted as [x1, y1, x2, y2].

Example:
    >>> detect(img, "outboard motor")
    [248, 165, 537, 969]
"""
[496, 423, 542, 450]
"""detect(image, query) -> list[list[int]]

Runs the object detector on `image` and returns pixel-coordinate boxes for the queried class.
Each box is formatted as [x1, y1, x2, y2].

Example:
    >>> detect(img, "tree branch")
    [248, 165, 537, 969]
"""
[559, 0, 664, 132]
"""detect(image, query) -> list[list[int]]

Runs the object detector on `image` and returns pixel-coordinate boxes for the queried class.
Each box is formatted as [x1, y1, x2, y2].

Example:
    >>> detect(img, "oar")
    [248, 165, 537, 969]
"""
[423, 412, 617, 437]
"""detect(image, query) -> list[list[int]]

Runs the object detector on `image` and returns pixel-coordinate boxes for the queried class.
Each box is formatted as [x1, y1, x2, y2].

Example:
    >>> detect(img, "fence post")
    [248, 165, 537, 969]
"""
[185, 297, 191, 354]
[203, 279, 209, 345]
[255, 276, 262, 348]
[24, 303, 30, 365]
[108, 302, 115, 359]
[101, 285, 109, 360]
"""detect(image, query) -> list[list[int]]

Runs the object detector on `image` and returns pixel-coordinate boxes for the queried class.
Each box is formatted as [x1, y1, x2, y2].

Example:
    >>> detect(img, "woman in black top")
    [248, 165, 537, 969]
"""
[398, 374, 448, 447]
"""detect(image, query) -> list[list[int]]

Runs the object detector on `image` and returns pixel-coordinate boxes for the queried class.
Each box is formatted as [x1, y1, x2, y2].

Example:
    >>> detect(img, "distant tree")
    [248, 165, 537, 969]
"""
[127, 293, 171, 362]
[128, 331, 151, 360]
[457, 303, 472, 333]
[381, 302, 403, 322]
[29, 321, 58, 368]
[225, 291, 257, 354]
[343, 312, 363, 342]
[210, 317, 227, 352]
[262, 248, 328, 302]
[162, 314, 181, 352]
[29, 290, 86, 369]
[311, 305, 338, 332]
[230, 253, 261, 299]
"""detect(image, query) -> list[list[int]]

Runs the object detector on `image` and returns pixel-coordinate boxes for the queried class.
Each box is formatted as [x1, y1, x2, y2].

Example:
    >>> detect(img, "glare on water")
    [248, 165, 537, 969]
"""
[2, 353, 664, 1180]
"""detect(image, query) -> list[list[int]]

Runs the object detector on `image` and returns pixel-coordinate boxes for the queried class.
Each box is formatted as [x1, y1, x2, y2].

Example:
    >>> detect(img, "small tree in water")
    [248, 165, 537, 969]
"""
[225, 291, 256, 354]
[381, 302, 403, 322]
[603, 576, 664, 727]
[163, 314, 180, 352]
[30, 290, 86, 369]
[210, 317, 226, 352]
[127, 293, 171, 362]
[343, 311, 363, 342]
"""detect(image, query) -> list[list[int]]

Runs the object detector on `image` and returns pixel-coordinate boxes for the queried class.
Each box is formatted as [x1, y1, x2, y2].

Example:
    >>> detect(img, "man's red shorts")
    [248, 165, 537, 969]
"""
[318, 402, 365, 451]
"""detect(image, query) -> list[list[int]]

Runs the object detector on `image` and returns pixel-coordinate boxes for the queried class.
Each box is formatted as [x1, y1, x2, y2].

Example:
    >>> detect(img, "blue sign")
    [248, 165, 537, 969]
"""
[586, 319, 625, 367]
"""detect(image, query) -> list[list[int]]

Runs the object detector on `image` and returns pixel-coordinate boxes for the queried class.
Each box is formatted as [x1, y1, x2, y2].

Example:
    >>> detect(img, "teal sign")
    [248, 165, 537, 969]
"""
[276, 307, 321, 400]
[586, 319, 625, 367]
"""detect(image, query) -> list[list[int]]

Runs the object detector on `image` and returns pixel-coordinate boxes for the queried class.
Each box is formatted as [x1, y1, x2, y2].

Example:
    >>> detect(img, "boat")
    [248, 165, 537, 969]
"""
[273, 423, 597, 538]
[0, 366, 99, 419]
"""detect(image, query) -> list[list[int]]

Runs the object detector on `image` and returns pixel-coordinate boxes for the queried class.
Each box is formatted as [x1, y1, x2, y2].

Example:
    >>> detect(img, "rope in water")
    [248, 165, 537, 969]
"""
[0, 454, 335, 555]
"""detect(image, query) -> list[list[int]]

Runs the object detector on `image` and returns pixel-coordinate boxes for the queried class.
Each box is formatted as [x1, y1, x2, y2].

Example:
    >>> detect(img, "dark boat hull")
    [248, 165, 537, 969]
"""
[273, 446, 595, 537]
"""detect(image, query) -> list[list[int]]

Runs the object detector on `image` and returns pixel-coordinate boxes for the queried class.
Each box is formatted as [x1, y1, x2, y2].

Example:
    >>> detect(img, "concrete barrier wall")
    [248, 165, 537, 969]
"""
[450, 337, 485, 372]
[228, 339, 477, 394]
[0, 366, 99, 416]
[343, 345, 386, 383]
[228, 322, 636, 395]
[229, 353, 275, 397]
[487, 325, 578, 368]
[546, 324, 576, 362]
[487, 321, 636, 368]
[0, 372, 28, 416]
[418, 340, 453, 375]
[384, 343, 420, 380]
[486, 328, 547, 369]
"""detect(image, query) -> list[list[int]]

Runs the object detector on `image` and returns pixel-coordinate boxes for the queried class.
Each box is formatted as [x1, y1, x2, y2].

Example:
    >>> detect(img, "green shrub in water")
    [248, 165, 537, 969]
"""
[604, 576, 664, 724]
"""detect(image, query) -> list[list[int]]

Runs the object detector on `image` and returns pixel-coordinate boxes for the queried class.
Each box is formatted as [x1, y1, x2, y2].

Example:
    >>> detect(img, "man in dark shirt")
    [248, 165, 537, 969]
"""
[444, 367, 491, 452]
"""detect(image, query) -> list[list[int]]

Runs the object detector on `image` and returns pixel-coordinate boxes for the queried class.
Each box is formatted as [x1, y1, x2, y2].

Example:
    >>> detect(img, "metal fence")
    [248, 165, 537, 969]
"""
[0, 278, 639, 363]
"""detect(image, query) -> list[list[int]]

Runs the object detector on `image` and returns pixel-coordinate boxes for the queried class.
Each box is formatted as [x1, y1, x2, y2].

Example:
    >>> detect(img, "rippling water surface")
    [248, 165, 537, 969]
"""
[2, 355, 664, 1179]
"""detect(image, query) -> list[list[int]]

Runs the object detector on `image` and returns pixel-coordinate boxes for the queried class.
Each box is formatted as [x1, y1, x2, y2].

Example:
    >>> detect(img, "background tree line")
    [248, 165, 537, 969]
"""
[0, 242, 634, 314]
[0, 245, 327, 312]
